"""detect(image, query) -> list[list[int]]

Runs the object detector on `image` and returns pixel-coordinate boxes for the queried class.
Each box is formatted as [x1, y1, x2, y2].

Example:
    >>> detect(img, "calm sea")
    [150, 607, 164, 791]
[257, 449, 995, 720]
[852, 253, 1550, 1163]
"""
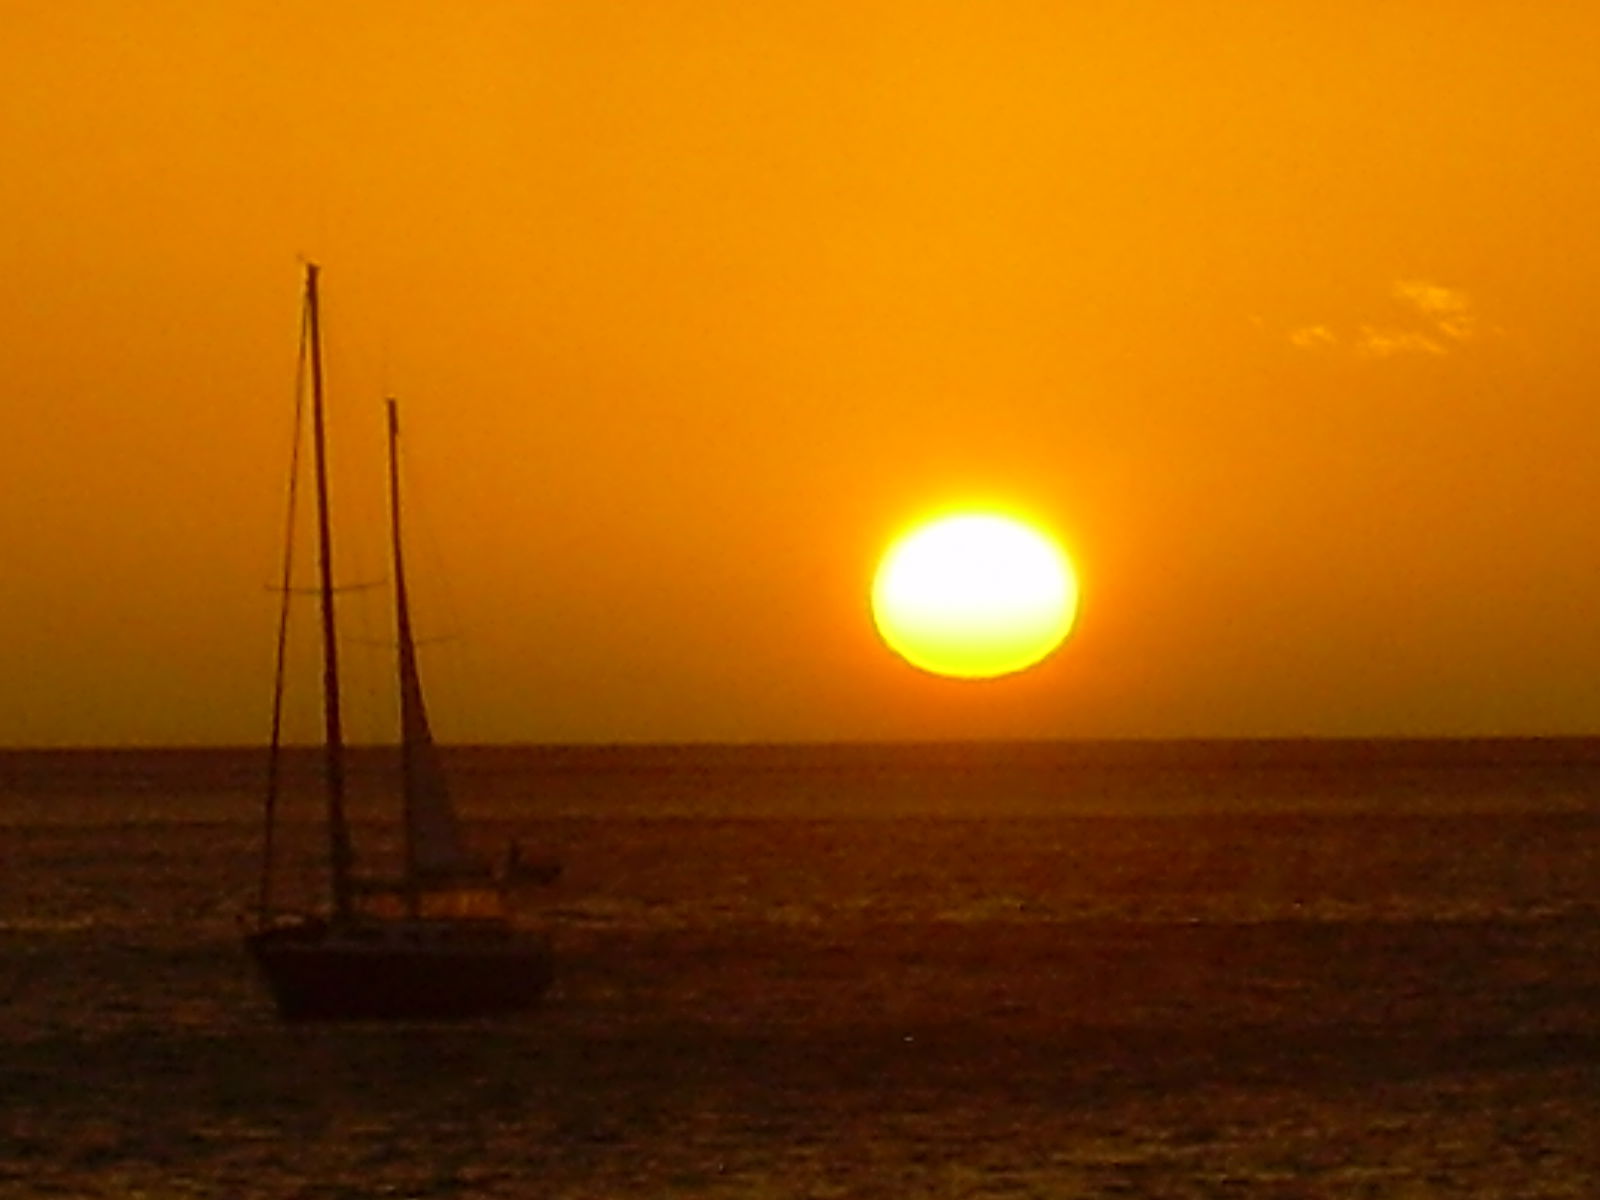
[3, 740, 1600, 1198]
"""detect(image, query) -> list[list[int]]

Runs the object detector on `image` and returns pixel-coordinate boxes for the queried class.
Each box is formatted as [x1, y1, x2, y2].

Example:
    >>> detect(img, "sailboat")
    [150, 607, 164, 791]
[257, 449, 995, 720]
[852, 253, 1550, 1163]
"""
[245, 263, 554, 1021]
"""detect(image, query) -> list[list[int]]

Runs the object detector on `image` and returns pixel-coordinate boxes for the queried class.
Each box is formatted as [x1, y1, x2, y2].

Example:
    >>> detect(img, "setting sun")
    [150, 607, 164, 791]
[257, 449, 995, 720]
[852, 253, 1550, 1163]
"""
[872, 513, 1079, 680]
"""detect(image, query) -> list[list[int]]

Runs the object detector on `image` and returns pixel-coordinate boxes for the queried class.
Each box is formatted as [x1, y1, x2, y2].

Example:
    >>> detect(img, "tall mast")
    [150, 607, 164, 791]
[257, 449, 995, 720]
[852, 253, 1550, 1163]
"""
[257, 283, 314, 924]
[306, 263, 355, 919]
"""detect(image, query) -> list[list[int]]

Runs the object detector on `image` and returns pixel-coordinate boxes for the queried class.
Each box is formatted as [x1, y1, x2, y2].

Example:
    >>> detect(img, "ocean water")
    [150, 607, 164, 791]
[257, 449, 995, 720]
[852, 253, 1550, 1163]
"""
[3, 740, 1600, 1198]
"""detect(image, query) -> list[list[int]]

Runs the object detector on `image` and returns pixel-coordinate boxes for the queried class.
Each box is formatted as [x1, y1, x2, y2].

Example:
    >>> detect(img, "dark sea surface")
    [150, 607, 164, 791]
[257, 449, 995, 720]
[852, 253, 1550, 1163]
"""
[4, 739, 1600, 1198]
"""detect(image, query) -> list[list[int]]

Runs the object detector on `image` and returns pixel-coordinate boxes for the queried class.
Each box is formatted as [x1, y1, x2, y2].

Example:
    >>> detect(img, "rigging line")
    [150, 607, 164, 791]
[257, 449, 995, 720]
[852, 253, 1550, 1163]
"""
[258, 286, 313, 924]
[344, 632, 458, 649]
[267, 579, 387, 595]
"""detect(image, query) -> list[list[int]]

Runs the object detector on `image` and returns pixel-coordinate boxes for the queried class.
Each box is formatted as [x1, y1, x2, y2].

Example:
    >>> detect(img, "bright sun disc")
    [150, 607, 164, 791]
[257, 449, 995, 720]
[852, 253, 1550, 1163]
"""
[872, 513, 1079, 679]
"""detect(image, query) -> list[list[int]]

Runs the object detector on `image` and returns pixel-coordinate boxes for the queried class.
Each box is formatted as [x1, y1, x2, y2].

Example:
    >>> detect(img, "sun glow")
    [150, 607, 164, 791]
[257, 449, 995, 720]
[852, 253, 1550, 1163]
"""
[872, 513, 1079, 679]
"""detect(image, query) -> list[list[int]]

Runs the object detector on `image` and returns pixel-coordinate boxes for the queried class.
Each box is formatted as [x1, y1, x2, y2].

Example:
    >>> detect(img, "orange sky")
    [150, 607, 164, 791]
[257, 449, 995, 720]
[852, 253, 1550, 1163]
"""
[4, 2, 1599, 745]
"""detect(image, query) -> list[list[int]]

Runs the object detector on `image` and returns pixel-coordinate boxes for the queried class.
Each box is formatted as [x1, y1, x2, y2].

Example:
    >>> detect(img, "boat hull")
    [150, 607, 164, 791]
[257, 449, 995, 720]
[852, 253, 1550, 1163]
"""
[245, 920, 553, 1022]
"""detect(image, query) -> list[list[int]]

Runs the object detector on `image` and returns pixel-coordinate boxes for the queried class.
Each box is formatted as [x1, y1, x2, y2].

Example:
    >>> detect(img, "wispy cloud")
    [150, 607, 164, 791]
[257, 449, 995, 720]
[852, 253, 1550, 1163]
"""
[1354, 326, 1446, 359]
[1287, 279, 1482, 358]
[1392, 279, 1476, 342]
[1287, 324, 1337, 350]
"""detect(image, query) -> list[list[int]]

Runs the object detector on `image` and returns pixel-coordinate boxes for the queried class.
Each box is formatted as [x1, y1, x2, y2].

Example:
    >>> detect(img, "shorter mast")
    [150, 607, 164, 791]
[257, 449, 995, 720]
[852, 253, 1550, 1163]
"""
[385, 397, 484, 906]
[386, 398, 421, 915]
